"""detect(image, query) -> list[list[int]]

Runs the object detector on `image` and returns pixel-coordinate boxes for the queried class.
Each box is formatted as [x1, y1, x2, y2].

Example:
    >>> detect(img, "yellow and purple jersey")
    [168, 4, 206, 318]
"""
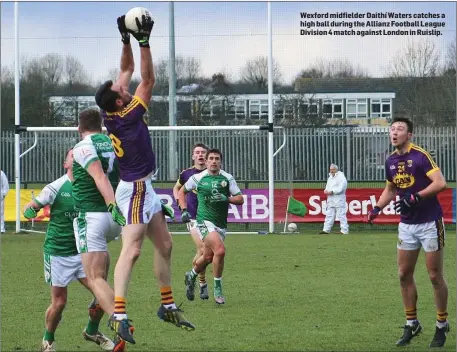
[385, 143, 443, 224]
[102, 96, 156, 182]
[176, 166, 206, 218]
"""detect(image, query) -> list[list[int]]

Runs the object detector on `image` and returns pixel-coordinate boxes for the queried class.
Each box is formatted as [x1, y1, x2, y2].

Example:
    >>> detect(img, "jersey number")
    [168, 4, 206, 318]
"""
[109, 134, 125, 158]
[101, 152, 115, 175]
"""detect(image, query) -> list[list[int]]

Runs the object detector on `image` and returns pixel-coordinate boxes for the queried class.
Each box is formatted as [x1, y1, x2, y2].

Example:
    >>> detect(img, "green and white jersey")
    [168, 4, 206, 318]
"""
[72, 133, 119, 212]
[184, 169, 242, 229]
[34, 174, 78, 257]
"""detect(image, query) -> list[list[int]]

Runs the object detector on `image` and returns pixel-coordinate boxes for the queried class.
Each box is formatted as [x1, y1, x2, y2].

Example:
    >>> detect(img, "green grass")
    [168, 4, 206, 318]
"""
[1, 231, 456, 351]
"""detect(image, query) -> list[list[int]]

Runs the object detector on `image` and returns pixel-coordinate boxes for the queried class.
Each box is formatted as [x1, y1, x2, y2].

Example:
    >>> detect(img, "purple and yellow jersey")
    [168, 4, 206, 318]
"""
[176, 167, 206, 219]
[385, 143, 443, 224]
[102, 96, 156, 182]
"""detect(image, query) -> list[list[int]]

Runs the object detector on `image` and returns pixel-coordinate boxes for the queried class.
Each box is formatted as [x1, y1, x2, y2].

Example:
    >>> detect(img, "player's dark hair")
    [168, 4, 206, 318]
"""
[79, 108, 102, 133]
[391, 117, 413, 133]
[95, 80, 120, 113]
[207, 148, 223, 161]
[192, 143, 208, 152]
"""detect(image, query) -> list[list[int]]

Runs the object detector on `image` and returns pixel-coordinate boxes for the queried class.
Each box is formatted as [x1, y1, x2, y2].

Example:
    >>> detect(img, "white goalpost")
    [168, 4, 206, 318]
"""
[15, 125, 286, 235]
[14, 2, 281, 235]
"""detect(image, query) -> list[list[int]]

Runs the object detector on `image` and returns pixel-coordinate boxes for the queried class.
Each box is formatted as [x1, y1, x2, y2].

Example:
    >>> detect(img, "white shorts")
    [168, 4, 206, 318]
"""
[196, 220, 227, 242]
[116, 179, 162, 225]
[43, 253, 85, 287]
[397, 218, 445, 252]
[73, 212, 121, 253]
[186, 219, 197, 233]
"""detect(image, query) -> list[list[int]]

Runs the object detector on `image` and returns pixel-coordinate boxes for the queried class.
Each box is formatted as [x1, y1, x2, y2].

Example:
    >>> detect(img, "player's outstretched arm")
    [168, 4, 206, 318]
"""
[130, 15, 155, 105]
[23, 183, 56, 219]
[116, 15, 134, 88]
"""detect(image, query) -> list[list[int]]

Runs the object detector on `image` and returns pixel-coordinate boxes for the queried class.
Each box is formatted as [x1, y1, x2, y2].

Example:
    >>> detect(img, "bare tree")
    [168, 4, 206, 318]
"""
[1, 66, 15, 129]
[240, 56, 282, 89]
[444, 38, 456, 75]
[154, 59, 169, 88]
[107, 68, 120, 82]
[386, 39, 455, 126]
[64, 56, 89, 86]
[389, 39, 440, 77]
[297, 58, 368, 80]
[184, 57, 201, 83]
[40, 53, 64, 87]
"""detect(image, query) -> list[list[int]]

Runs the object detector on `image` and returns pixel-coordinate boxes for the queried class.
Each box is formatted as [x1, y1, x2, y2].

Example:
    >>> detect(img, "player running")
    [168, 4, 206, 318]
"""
[173, 143, 209, 300]
[94, 14, 194, 346]
[367, 117, 449, 348]
[72, 109, 126, 350]
[180, 148, 244, 304]
[23, 148, 114, 352]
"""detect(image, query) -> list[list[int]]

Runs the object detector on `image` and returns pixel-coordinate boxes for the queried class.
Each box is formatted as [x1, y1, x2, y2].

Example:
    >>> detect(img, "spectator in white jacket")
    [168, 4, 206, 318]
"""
[320, 164, 349, 235]
[1, 169, 9, 233]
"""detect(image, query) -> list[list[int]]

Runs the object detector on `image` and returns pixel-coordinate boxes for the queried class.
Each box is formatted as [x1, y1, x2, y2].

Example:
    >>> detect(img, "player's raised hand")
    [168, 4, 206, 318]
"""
[367, 206, 381, 224]
[181, 209, 191, 223]
[129, 15, 154, 48]
[23, 207, 38, 219]
[108, 202, 126, 226]
[117, 15, 130, 44]
[394, 193, 421, 214]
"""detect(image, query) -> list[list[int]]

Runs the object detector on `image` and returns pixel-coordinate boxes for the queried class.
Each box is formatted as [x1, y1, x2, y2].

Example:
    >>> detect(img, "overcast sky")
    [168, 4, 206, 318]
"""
[1, 1, 455, 85]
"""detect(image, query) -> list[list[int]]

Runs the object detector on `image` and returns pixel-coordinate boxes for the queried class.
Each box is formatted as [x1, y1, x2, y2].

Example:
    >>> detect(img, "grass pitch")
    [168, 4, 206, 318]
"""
[1, 231, 455, 351]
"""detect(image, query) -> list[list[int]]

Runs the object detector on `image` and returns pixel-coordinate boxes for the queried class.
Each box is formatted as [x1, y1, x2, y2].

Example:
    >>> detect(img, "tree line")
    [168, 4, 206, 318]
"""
[1, 38, 455, 129]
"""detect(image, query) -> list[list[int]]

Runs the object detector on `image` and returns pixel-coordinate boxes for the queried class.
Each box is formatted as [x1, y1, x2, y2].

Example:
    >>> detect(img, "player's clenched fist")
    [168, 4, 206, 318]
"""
[367, 206, 381, 224]
[181, 209, 191, 223]
[108, 202, 126, 226]
[394, 193, 421, 214]
[23, 207, 38, 219]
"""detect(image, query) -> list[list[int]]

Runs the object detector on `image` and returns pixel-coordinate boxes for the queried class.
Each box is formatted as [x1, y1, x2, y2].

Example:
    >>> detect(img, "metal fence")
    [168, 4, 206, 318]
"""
[1, 126, 455, 183]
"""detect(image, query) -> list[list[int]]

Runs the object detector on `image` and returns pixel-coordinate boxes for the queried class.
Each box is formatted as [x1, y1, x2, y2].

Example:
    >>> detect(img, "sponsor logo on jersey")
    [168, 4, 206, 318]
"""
[393, 173, 415, 188]
[94, 141, 112, 149]
[61, 192, 71, 197]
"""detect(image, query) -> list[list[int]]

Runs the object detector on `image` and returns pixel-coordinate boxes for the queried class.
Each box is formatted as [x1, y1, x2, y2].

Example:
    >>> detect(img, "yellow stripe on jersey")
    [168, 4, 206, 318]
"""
[411, 146, 439, 169]
[426, 168, 440, 176]
[107, 96, 147, 118]
[120, 97, 143, 117]
[134, 95, 148, 109]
